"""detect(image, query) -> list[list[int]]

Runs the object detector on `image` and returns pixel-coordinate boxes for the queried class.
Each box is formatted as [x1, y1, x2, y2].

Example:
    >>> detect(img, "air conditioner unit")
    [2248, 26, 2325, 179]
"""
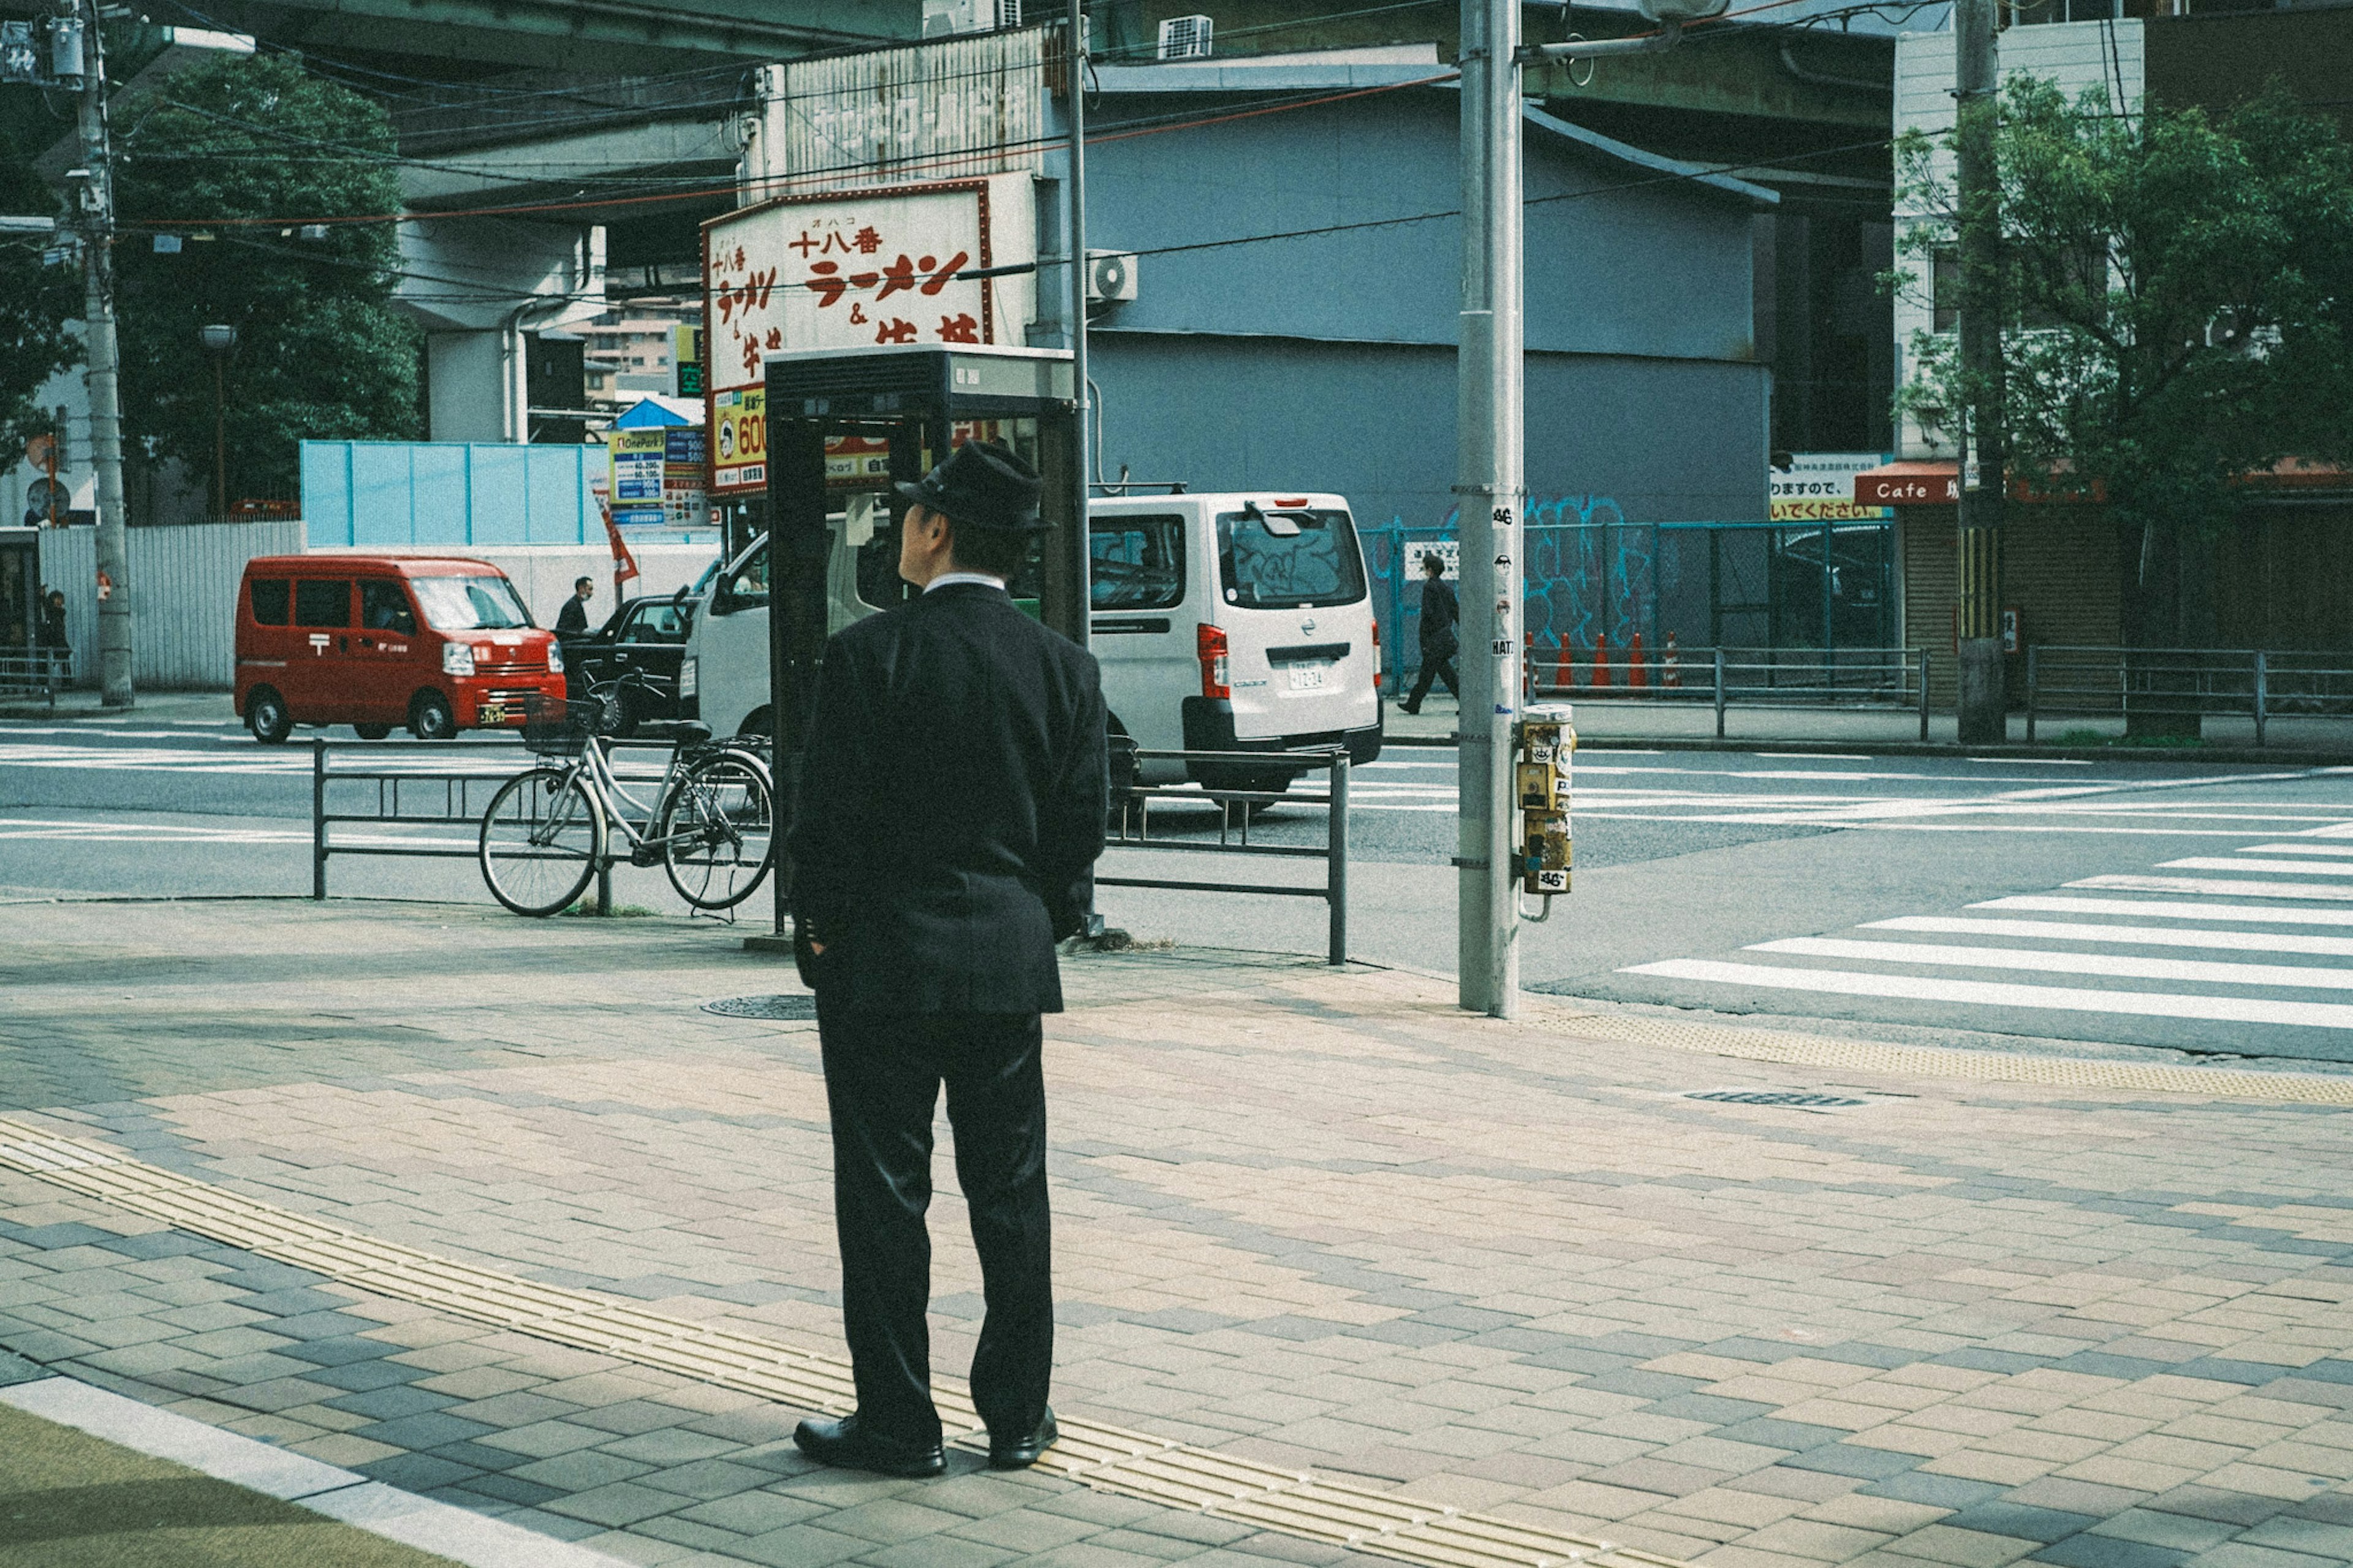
[1157, 15, 1213, 59]
[1086, 251, 1139, 304]
[923, 0, 1018, 35]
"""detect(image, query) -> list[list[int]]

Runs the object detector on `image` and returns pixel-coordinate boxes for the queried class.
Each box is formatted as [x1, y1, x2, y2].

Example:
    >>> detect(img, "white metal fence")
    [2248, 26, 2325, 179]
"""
[36, 520, 305, 690]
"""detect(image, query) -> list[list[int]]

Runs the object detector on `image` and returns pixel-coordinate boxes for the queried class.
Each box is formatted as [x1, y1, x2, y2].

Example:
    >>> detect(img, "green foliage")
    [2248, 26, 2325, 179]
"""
[0, 127, 82, 465]
[113, 51, 421, 502]
[1892, 79, 2353, 637]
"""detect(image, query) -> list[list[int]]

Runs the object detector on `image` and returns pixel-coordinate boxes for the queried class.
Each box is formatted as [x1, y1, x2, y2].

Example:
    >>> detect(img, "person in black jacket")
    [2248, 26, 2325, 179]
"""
[786, 439, 1107, 1480]
[555, 577, 595, 638]
[1400, 552, 1460, 714]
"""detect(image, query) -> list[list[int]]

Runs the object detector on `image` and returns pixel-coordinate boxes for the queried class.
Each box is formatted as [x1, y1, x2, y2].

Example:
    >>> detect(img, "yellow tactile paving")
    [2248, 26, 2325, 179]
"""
[1538, 1007, 2353, 1103]
[0, 1114, 1680, 1568]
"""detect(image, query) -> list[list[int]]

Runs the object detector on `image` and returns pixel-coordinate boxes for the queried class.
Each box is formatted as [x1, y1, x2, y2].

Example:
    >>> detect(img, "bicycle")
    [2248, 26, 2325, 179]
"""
[478, 684, 776, 917]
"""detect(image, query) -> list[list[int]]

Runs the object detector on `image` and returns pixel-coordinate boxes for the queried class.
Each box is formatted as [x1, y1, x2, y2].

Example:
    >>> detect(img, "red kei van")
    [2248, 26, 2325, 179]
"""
[234, 555, 564, 743]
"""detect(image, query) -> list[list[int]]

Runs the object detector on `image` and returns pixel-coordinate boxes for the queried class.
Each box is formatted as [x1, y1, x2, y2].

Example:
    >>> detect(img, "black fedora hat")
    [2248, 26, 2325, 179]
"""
[895, 439, 1046, 534]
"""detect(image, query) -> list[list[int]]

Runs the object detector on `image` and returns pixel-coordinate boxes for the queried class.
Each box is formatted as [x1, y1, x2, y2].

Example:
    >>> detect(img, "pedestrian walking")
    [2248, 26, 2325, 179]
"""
[1400, 552, 1459, 714]
[36, 588, 69, 686]
[786, 439, 1108, 1479]
[555, 577, 595, 638]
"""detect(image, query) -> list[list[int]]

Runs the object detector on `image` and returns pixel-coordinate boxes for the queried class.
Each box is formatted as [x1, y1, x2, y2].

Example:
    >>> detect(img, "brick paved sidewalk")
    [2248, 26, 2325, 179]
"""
[0, 898, 2347, 1568]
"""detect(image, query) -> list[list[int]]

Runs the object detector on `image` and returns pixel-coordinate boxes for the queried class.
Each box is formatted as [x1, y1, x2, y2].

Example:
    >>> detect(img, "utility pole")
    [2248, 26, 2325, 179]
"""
[1952, 0, 2004, 743]
[1065, 0, 1091, 651]
[1452, 0, 1711, 1015]
[61, 0, 132, 706]
[1455, 0, 1523, 1017]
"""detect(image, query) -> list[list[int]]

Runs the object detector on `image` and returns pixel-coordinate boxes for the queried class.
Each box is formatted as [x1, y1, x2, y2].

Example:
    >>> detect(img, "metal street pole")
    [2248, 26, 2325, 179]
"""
[1952, 0, 2005, 743]
[1455, 0, 1523, 1017]
[66, 0, 131, 706]
[1065, 0, 1091, 651]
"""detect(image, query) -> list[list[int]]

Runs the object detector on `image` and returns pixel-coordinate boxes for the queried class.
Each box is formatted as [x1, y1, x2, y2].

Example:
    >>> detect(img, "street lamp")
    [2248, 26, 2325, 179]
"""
[199, 322, 235, 518]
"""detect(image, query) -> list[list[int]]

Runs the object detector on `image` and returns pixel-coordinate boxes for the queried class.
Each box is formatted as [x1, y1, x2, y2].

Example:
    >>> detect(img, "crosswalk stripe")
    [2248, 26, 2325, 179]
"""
[1977, 895, 2353, 926]
[1618, 958, 2353, 1029]
[2161, 856, 2353, 877]
[2069, 875, 2353, 902]
[1749, 936, 2353, 992]
[2249, 842, 2353, 855]
[1867, 915, 2353, 958]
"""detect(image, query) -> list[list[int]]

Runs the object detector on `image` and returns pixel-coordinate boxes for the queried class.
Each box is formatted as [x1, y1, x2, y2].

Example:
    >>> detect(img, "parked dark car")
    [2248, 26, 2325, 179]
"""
[563, 593, 696, 731]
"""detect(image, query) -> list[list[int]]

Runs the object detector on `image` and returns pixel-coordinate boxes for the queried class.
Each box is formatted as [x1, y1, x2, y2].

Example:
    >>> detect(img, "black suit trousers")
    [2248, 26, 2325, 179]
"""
[816, 1007, 1053, 1448]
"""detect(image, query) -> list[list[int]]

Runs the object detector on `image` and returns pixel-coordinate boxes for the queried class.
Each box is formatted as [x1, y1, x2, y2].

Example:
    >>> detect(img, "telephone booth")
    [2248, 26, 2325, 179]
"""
[759, 344, 1083, 932]
[0, 528, 41, 680]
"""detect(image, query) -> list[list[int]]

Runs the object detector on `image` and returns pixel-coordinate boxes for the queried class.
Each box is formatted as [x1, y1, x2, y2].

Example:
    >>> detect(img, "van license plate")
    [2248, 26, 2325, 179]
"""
[1287, 663, 1329, 691]
[479, 703, 506, 725]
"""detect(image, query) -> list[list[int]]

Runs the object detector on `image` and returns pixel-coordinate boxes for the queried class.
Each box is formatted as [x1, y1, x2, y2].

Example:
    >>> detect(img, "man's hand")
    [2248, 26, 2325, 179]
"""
[809, 942, 826, 955]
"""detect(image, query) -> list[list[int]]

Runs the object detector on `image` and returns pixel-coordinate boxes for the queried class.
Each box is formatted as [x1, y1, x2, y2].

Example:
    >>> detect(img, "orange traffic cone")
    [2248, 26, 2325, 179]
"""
[1629, 630, 1648, 689]
[1663, 631, 1682, 687]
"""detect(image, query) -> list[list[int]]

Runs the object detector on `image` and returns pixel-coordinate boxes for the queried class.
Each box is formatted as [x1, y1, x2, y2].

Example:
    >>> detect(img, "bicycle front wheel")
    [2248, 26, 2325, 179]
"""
[480, 767, 605, 917]
[659, 750, 775, 910]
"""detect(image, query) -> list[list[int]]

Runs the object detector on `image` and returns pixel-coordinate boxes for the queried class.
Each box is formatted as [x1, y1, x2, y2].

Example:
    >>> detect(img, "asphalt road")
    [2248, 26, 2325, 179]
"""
[8, 714, 2353, 1064]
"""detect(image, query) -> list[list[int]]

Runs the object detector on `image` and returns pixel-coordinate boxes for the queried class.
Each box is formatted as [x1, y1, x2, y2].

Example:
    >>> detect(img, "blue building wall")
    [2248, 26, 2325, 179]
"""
[1085, 88, 1762, 365]
[1081, 83, 1770, 531]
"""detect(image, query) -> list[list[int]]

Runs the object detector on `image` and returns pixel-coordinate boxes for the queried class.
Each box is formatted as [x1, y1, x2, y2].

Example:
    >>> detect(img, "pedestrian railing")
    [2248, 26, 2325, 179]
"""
[1099, 746, 1351, 966]
[309, 734, 677, 909]
[1525, 645, 1931, 740]
[2026, 646, 2353, 746]
[0, 650, 69, 709]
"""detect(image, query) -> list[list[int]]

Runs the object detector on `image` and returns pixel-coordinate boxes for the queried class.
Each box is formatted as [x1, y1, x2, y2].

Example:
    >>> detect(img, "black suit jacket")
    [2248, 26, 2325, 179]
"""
[787, 582, 1108, 1015]
[556, 597, 590, 637]
[1419, 577, 1459, 657]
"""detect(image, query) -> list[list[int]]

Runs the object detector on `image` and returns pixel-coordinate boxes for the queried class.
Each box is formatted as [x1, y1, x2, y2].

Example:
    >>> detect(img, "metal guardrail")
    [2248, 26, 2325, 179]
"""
[1099, 746, 1350, 966]
[309, 735, 681, 909]
[1528, 645, 1931, 740]
[2026, 646, 2353, 746]
[0, 650, 69, 709]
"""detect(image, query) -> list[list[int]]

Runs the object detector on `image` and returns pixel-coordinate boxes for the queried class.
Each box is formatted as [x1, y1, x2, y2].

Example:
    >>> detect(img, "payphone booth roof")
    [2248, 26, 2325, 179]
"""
[763, 344, 1075, 419]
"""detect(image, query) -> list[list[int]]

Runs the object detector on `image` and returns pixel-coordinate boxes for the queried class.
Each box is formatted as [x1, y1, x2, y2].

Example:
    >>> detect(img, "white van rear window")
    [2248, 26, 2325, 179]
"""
[1216, 509, 1366, 609]
[414, 576, 532, 632]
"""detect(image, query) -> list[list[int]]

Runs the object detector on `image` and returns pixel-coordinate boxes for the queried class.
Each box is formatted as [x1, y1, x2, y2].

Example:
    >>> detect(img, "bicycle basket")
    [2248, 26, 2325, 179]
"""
[521, 694, 612, 757]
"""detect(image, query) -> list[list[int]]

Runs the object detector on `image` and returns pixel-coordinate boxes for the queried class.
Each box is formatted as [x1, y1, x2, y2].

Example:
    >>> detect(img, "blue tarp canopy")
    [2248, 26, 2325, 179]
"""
[610, 396, 701, 429]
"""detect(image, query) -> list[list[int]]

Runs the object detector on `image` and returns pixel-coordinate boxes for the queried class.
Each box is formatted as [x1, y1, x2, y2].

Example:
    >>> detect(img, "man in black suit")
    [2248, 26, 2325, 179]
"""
[787, 439, 1107, 1479]
[1400, 552, 1459, 714]
[555, 577, 596, 638]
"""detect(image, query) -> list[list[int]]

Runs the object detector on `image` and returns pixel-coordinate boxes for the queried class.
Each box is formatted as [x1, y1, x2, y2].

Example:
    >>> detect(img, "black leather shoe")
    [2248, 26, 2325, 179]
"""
[794, 1414, 945, 1477]
[988, 1408, 1058, 1470]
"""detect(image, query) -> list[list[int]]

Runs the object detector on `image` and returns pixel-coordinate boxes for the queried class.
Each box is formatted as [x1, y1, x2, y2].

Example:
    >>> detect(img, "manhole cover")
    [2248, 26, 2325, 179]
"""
[1683, 1089, 1867, 1109]
[703, 994, 819, 1020]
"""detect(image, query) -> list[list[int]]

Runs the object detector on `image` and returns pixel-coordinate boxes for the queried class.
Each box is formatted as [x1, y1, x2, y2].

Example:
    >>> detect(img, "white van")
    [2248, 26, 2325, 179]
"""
[1088, 491, 1382, 791]
[683, 490, 1384, 794]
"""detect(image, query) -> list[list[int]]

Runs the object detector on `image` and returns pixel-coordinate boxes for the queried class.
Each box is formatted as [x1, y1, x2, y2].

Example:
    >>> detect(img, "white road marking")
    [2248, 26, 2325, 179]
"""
[2160, 857, 2353, 877]
[2071, 875, 2353, 902]
[1750, 936, 2353, 991]
[1976, 895, 2353, 927]
[1619, 958, 2353, 1029]
[2245, 843, 2353, 856]
[1866, 916, 2353, 958]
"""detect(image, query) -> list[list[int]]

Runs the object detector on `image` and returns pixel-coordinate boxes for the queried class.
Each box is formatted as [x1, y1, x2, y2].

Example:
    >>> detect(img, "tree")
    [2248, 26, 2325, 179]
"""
[0, 126, 82, 474]
[1895, 79, 2353, 662]
[112, 51, 420, 507]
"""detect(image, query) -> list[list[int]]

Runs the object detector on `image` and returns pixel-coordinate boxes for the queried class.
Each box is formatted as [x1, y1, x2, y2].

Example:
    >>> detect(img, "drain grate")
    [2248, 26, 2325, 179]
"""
[1683, 1089, 1867, 1109]
[703, 994, 819, 1020]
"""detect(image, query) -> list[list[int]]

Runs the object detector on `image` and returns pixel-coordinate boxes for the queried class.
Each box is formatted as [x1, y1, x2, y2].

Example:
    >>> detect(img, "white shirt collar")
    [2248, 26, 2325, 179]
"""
[925, 572, 1007, 593]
